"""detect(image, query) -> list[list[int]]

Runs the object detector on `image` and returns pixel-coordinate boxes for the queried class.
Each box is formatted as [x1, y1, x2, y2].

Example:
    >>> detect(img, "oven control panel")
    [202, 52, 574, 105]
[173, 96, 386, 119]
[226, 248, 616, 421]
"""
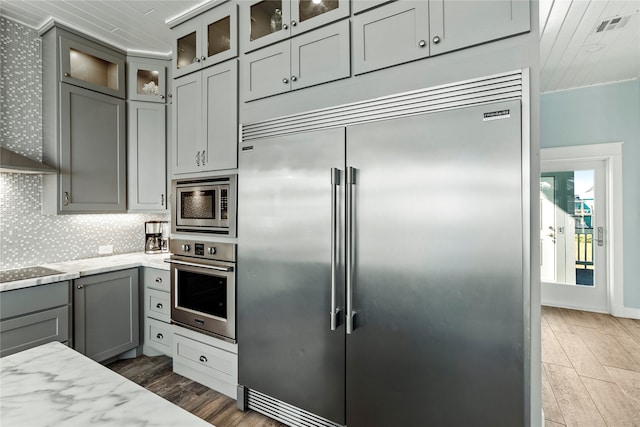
[170, 239, 236, 262]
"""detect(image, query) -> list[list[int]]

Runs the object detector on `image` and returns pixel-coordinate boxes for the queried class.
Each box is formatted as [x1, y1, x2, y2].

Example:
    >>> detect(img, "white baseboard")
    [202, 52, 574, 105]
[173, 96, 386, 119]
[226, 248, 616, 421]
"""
[611, 305, 640, 319]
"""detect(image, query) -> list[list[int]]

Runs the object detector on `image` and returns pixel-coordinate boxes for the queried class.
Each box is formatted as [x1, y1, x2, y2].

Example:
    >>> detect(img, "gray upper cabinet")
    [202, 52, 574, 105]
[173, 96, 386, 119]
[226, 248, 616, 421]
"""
[244, 19, 350, 101]
[352, 0, 394, 14]
[352, 1, 429, 75]
[173, 60, 238, 175]
[128, 102, 167, 211]
[53, 84, 126, 213]
[128, 60, 167, 102]
[173, 2, 238, 78]
[428, 0, 530, 56]
[42, 25, 127, 214]
[74, 269, 139, 363]
[59, 31, 125, 99]
[241, 0, 349, 52]
[353, 0, 530, 75]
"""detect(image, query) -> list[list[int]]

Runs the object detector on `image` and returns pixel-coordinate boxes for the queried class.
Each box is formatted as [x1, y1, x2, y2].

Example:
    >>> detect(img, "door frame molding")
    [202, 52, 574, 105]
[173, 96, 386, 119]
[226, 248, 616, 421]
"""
[541, 142, 625, 316]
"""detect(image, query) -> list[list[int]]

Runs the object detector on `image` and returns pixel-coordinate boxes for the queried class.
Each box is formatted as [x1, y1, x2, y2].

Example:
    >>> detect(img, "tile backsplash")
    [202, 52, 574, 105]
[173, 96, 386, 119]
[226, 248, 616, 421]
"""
[0, 17, 168, 270]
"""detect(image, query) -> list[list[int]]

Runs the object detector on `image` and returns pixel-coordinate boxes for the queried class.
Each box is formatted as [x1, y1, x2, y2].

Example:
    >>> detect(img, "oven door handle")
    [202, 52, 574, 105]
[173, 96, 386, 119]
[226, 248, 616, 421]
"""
[164, 259, 234, 272]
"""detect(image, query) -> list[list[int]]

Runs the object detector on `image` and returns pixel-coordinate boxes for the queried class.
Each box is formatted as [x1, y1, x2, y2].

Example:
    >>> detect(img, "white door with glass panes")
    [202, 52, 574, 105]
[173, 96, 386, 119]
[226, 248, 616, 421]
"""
[541, 160, 608, 312]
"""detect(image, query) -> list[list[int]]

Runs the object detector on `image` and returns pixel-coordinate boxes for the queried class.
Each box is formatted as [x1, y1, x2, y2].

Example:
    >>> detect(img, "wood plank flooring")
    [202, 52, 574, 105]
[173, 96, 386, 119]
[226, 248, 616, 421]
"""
[542, 306, 640, 427]
[106, 355, 286, 427]
[107, 307, 640, 427]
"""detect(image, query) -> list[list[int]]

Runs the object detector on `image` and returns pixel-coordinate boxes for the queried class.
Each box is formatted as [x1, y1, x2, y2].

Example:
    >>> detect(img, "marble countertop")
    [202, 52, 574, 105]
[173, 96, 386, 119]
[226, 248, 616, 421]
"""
[0, 252, 169, 292]
[0, 341, 213, 427]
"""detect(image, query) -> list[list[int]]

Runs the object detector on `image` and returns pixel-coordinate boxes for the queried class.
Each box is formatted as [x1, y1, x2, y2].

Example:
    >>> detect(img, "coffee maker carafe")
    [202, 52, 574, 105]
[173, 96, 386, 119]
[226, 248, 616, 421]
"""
[145, 221, 168, 254]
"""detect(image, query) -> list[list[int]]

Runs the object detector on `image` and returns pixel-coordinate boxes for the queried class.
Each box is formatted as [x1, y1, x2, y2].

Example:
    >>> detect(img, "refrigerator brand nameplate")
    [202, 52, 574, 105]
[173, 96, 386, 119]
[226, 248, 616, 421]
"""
[483, 110, 511, 121]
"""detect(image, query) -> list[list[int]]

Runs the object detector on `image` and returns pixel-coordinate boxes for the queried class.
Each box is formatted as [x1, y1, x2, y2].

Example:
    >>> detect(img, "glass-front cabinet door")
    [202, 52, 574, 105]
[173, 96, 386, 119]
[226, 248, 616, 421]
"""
[173, 2, 237, 78]
[60, 35, 125, 98]
[128, 61, 166, 102]
[242, 0, 348, 52]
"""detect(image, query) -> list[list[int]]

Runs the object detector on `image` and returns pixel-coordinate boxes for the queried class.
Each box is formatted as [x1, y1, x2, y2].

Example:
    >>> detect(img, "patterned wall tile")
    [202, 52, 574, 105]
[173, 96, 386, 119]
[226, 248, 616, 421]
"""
[0, 17, 168, 270]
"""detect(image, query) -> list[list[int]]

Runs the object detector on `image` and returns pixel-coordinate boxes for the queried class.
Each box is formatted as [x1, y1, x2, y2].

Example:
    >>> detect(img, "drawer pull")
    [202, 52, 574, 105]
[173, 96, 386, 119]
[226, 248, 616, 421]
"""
[156, 333, 163, 340]
[155, 277, 163, 283]
[199, 355, 208, 363]
[156, 303, 163, 309]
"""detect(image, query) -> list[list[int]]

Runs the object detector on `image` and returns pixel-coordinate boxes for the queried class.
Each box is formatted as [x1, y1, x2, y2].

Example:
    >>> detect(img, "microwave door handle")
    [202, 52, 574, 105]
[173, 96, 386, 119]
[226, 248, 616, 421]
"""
[164, 259, 233, 272]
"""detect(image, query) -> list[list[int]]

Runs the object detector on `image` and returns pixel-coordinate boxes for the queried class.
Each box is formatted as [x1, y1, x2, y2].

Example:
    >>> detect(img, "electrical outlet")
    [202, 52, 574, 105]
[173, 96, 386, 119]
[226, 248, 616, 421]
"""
[98, 245, 113, 255]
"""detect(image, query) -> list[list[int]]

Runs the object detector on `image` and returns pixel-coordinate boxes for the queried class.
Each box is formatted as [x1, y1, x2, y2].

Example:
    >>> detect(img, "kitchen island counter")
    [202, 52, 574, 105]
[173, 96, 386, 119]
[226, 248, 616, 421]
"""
[0, 341, 213, 427]
[0, 252, 168, 292]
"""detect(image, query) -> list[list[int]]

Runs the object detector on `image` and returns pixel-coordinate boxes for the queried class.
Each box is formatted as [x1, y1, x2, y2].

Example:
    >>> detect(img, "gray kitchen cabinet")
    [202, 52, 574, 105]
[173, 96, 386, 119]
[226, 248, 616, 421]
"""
[127, 101, 167, 212]
[352, 0, 395, 14]
[173, 327, 238, 399]
[0, 281, 71, 358]
[428, 0, 530, 56]
[41, 24, 127, 214]
[352, 1, 430, 75]
[172, 1, 238, 78]
[128, 59, 167, 102]
[353, 0, 530, 75]
[74, 269, 139, 363]
[58, 29, 126, 99]
[243, 19, 350, 101]
[172, 59, 238, 175]
[241, 0, 349, 52]
[142, 268, 173, 357]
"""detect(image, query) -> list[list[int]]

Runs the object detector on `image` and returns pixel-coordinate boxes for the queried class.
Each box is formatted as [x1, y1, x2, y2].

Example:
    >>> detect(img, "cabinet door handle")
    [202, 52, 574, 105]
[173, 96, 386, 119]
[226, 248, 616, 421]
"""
[201, 150, 205, 166]
[77, 285, 83, 289]
[196, 151, 200, 166]
[201, 56, 206, 61]
[64, 72, 70, 77]
[194, 57, 201, 63]
[283, 78, 289, 84]
[432, 36, 441, 44]
[161, 194, 165, 206]
[419, 40, 426, 47]
[291, 75, 298, 82]
[156, 303, 163, 309]
[160, 95, 165, 99]
[283, 23, 288, 30]
[64, 191, 70, 206]
[199, 355, 208, 363]
[156, 333, 164, 340]
[291, 20, 297, 27]
[155, 277, 163, 283]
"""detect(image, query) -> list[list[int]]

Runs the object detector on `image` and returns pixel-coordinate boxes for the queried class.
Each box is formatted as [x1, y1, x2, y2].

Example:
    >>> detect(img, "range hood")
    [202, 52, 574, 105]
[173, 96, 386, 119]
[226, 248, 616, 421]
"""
[0, 147, 57, 174]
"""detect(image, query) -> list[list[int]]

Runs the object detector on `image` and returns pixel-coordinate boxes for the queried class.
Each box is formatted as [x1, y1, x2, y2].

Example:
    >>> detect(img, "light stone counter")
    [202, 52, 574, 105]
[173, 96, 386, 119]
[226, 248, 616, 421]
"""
[0, 253, 169, 292]
[0, 341, 213, 427]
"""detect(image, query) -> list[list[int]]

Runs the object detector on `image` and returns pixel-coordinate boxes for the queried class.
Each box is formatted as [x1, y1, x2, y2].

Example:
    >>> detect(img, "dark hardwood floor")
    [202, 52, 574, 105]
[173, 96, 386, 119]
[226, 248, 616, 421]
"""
[106, 355, 287, 427]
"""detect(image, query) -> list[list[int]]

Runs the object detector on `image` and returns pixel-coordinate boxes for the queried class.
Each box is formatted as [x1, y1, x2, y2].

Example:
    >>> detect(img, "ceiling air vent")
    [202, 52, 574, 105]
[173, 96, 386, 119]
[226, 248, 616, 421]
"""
[595, 14, 632, 33]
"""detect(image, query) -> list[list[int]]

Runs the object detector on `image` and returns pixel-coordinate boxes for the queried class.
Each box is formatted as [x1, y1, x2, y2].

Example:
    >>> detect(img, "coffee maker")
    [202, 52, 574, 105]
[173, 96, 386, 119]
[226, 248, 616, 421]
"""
[145, 221, 169, 254]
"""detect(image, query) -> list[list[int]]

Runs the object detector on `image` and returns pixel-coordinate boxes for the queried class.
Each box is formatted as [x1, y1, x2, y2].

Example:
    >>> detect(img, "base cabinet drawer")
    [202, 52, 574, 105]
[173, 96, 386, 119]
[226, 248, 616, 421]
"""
[173, 332, 237, 398]
[143, 317, 173, 357]
[0, 306, 69, 357]
[147, 288, 170, 322]
[143, 268, 170, 292]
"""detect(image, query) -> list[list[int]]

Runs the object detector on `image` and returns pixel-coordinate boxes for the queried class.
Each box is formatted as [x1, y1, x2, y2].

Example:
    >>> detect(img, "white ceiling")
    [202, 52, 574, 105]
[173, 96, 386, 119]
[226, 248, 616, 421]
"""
[539, 0, 640, 93]
[1, 0, 639, 91]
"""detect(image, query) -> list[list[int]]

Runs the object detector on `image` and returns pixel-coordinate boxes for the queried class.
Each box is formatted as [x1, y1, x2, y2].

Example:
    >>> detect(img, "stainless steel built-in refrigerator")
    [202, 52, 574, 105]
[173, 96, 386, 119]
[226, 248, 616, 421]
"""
[238, 77, 527, 427]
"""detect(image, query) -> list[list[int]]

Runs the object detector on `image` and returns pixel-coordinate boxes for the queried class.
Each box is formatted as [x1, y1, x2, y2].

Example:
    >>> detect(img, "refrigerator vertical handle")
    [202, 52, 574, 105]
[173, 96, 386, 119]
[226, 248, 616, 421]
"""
[330, 168, 343, 331]
[346, 166, 357, 334]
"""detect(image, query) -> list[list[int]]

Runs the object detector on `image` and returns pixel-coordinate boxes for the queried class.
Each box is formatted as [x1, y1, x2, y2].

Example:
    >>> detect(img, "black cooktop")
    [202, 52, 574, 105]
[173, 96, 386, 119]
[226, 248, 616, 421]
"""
[0, 266, 64, 283]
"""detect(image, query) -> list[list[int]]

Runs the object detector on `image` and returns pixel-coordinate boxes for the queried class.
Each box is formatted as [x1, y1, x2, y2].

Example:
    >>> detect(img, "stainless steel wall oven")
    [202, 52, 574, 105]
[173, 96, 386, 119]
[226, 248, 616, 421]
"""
[171, 175, 237, 236]
[167, 239, 236, 343]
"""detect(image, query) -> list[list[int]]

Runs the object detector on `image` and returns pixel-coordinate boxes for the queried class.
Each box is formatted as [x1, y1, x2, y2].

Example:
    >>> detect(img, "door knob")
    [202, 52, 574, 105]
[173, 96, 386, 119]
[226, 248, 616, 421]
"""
[432, 36, 441, 44]
[419, 40, 426, 47]
[283, 77, 289, 84]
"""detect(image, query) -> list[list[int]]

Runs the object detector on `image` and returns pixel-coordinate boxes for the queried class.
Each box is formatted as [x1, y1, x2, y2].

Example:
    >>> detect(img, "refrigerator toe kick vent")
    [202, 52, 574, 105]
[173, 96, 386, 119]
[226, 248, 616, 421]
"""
[247, 388, 344, 427]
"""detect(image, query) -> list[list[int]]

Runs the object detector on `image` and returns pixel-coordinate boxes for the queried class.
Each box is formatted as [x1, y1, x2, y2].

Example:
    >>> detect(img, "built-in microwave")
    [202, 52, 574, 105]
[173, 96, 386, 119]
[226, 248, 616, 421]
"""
[171, 175, 237, 236]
